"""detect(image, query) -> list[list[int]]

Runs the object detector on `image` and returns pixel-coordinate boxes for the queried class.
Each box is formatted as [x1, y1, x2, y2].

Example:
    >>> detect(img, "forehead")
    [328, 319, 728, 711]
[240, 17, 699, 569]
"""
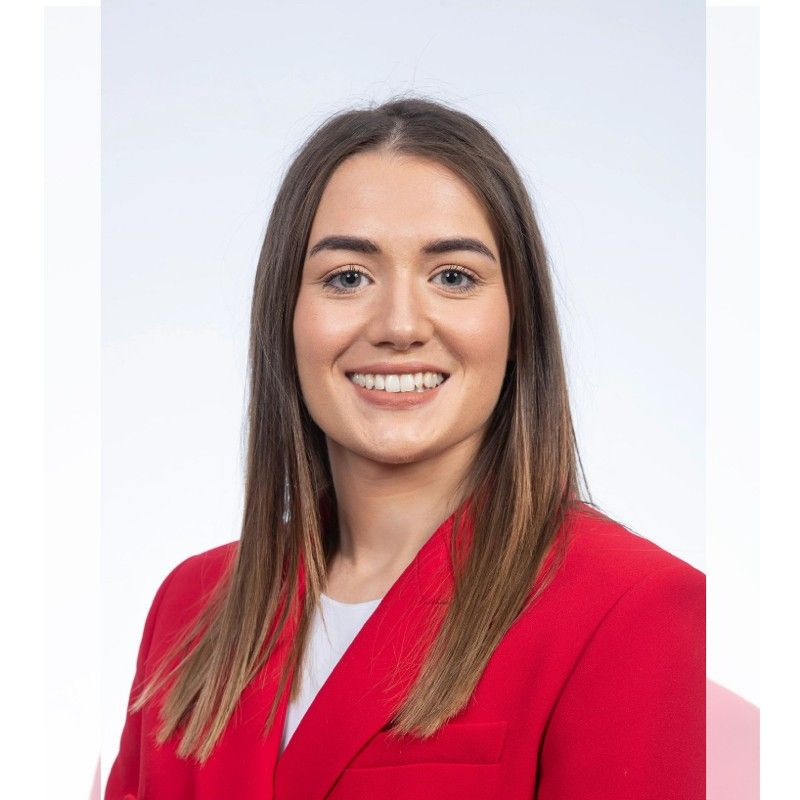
[309, 150, 498, 251]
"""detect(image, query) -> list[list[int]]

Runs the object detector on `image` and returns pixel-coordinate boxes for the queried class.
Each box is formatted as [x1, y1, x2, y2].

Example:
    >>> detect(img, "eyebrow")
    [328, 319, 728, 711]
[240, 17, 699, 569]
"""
[306, 234, 497, 263]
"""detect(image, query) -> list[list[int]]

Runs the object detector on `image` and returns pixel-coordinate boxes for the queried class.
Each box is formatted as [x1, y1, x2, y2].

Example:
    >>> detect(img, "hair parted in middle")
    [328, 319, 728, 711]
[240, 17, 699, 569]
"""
[129, 93, 596, 764]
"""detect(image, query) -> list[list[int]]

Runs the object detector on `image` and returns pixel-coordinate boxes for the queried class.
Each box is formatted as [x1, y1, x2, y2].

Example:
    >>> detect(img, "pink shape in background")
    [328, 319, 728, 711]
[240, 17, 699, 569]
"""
[707, 678, 760, 800]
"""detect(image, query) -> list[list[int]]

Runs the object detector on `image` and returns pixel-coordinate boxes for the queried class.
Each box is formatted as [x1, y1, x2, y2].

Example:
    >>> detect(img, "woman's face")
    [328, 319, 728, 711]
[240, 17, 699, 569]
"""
[293, 149, 511, 466]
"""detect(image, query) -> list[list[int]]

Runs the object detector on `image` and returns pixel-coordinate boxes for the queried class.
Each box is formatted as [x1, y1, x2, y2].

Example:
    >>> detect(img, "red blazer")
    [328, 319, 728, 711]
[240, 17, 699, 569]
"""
[106, 503, 705, 799]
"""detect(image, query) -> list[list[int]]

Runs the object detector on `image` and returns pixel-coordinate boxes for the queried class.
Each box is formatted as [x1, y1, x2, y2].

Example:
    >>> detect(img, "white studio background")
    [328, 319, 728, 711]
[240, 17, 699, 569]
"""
[706, 2, 759, 728]
[102, 0, 706, 789]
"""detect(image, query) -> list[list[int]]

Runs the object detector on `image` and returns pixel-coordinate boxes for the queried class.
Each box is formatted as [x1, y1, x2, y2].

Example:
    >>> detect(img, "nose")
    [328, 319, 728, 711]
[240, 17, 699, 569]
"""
[366, 271, 434, 350]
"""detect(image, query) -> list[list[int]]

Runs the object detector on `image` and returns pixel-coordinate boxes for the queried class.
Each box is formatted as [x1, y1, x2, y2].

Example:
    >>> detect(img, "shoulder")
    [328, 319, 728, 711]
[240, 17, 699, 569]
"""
[534, 506, 706, 796]
[142, 540, 239, 655]
[521, 502, 705, 642]
[160, 540, 239, 596]
[512, 503, 705, 705]
[558, 502, 704, 596]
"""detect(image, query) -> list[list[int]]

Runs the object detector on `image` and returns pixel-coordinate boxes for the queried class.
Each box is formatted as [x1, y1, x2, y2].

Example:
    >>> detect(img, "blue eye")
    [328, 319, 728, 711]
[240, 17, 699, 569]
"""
[431, 267, 477, 294]
[323, 269, 368, 293]
[322, 266, 478, 295]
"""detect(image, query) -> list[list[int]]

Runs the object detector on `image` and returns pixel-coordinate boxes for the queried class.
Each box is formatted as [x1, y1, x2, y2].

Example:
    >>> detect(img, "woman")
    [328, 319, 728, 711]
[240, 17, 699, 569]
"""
[106, 96, 705, 799]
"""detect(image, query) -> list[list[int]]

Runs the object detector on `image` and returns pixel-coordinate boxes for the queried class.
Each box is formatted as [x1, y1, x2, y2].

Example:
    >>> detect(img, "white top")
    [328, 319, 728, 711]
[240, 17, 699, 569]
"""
[279, 591, 383, 754]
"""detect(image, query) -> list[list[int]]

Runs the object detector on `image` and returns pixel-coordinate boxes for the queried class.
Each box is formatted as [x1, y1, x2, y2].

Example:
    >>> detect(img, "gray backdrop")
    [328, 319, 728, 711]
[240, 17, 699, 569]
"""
[101, 0, 704, 787]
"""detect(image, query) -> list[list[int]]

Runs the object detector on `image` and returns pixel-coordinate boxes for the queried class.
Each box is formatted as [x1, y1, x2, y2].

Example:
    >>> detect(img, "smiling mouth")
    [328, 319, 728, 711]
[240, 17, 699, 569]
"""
[345, 371, 450, 394]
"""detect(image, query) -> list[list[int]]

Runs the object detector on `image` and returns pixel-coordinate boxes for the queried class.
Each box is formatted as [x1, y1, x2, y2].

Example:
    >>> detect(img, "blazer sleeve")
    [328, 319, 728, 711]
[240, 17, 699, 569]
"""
[536, 562, 706, 800]
[104, 560, 184, 800]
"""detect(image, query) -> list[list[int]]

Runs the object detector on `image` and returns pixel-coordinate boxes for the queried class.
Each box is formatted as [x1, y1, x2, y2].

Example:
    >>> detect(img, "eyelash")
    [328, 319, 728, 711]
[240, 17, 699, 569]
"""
[322, 266, 479, 295]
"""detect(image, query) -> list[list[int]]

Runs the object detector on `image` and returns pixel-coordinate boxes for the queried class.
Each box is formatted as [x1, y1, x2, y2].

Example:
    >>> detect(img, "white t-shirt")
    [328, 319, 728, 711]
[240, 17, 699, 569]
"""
[280, 591, 383, 754]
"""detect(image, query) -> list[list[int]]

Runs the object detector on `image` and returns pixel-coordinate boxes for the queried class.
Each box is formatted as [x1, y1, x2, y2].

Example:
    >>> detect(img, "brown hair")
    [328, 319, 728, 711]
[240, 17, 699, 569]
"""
[130, 93, 595, 762]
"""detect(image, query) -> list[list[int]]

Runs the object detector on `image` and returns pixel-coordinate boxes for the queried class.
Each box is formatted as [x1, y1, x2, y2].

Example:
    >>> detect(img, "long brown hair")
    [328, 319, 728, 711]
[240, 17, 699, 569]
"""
[130, 94, 595, 763]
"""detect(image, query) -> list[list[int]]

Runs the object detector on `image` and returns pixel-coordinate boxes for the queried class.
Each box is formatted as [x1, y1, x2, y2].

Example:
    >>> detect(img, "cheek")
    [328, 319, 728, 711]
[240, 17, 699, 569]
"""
[294, 295, 327, 354]
[293, 295, 358, 376]
[293, 296, 324, 384]
[452, 302, 510, 374]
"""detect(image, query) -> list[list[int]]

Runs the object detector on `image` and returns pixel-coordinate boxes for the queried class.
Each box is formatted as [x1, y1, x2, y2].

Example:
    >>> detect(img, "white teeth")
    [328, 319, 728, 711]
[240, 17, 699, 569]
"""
[349, 371, 446, 393]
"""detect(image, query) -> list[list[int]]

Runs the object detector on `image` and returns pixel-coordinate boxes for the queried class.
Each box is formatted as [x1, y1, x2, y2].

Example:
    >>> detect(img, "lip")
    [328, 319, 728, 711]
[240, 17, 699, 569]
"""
[344, 362, 451, 377]
[345, 372, 449, 409]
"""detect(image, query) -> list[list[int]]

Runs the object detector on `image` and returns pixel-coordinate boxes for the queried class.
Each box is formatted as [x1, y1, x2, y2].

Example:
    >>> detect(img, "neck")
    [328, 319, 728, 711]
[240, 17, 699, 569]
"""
[322, 434, 479, 599]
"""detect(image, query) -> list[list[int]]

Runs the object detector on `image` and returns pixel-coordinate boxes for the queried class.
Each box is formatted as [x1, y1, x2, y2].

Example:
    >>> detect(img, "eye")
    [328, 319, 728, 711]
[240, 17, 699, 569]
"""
[322, 266, 480, 295]
[430, 266, 478, 294]
[322, 268, 371, 294]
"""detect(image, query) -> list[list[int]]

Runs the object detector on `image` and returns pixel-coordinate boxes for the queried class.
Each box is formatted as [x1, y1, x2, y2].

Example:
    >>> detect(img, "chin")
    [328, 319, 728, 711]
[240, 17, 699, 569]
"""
[354, 438, 440, 466]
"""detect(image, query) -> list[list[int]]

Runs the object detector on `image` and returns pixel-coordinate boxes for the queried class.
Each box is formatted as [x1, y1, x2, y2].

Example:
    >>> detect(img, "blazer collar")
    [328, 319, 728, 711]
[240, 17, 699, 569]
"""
[186, 499, 471, 798]
[270, 499, 466, 798]
[192, 497, 570, 799]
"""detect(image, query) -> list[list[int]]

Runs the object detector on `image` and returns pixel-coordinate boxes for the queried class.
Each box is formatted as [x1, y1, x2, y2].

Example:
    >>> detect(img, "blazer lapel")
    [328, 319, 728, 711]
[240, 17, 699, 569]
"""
[272, 503, 465, 799]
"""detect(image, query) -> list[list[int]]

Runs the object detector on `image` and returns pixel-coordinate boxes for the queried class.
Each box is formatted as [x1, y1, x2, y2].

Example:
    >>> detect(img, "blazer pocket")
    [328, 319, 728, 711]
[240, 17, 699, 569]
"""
[350, 720, 508, 768]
